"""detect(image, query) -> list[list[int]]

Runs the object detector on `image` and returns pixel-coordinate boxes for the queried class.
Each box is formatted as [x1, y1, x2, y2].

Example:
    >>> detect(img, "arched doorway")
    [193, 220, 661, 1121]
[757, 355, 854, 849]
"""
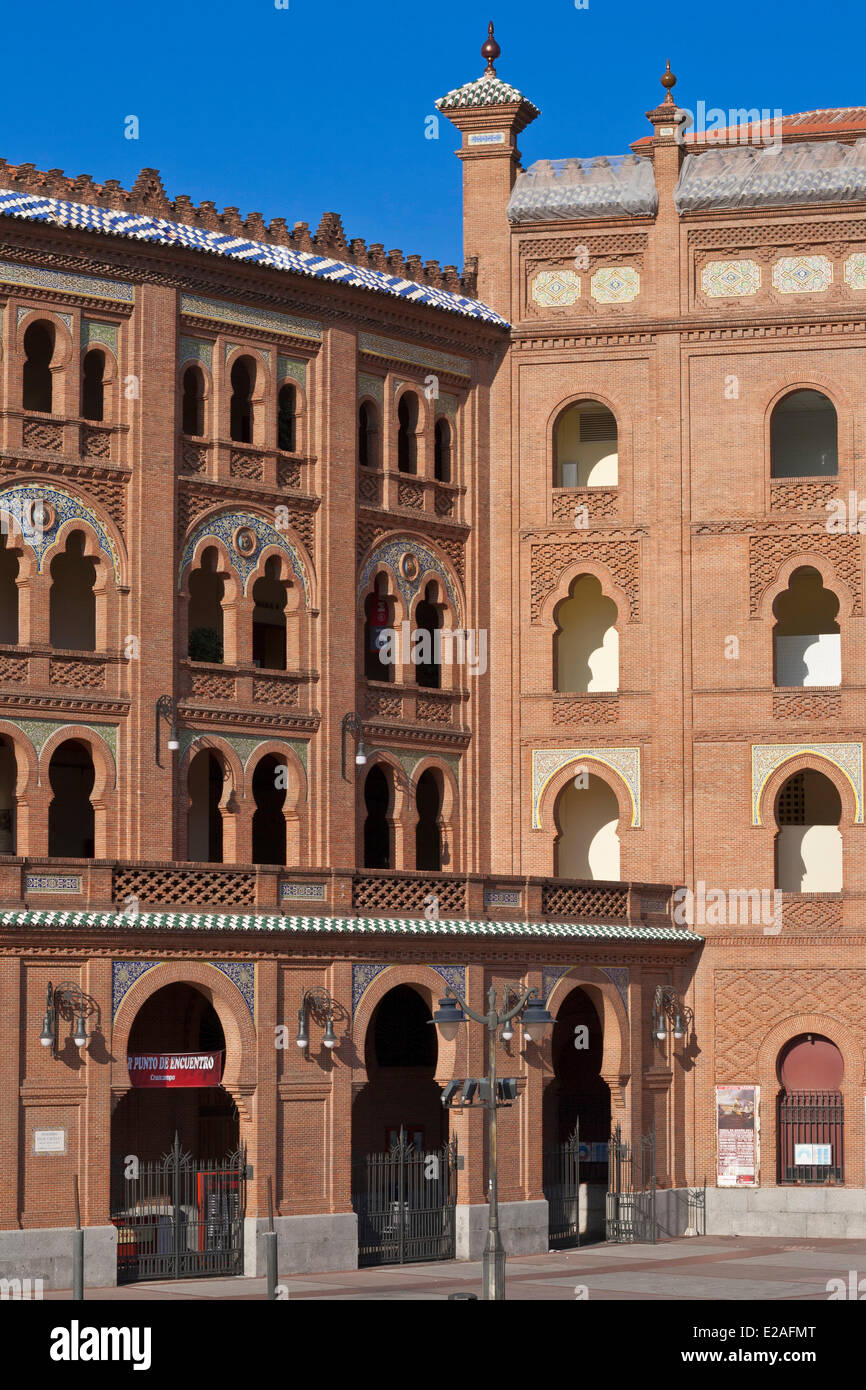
[110, 982, 245, 1282]
[777, 1033, 844, 1185]
[774, 769, 842, 892]
[543, 986, 610, 1245]
[553, 773, 620, 879]
[252, 754, 287, 865]
[351, 984, 456, 1266]
[48, 740, 95, 857]
[187, 749, 226, 862]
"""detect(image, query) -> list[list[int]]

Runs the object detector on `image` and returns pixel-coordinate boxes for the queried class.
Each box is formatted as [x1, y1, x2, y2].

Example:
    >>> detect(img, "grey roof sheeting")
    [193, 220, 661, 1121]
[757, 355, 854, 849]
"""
[0, 908, 703, 942]
[675, 138, 866, 212]
[507, 155, 658, 223]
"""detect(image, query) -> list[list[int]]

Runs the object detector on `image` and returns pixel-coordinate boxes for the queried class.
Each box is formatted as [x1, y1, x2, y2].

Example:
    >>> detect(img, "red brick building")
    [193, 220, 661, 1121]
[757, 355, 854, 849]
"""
[0, 29, 863, 1286]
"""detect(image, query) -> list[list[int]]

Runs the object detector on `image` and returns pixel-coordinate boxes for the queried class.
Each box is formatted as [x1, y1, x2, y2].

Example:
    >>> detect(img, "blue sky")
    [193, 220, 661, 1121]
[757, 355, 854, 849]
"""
[1, 0, 862, 271]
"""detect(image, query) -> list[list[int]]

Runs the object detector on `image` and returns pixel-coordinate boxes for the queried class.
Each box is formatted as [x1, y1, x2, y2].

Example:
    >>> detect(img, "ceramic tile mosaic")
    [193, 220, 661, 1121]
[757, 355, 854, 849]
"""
[179, 509, 311, 600]
[590, 267, 640, 304]
[531, 269, 580, 308]
[436, 74, 539, 116]
[10, 716, 117, 759]
[178, 335, 213, 368]
[701, 259, 762, 298]
[277, 355, 306, 386]
[112, 960, 158, 1018]
[843, 252, 866, 289]
[358, 332, 472, 380]
[772, 255, 833, 294]
[751, 741, 863, 824]
[208, 961, 255, 1019]
[25, 874, 82, 894]
[279, 882, 326, 900]
[81, 320, 118, 354]
[18, 304, 72, 334]
[357, 536, 462, 623]
[358, 372, 384, 405]
[0, 483, 120, 579]
[532, 746, 641, 828]
[0, 257, 133, 303]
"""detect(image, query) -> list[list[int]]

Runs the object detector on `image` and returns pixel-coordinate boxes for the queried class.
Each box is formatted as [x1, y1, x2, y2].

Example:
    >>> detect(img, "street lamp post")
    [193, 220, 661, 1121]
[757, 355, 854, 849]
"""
[431, 984, 554, 1300]
[651, 985, 694, 1047]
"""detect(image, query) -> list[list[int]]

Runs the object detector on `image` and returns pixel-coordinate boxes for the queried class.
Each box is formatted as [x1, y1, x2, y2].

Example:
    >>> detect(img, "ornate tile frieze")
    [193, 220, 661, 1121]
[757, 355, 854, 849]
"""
[25, 874, 82, 894]
[590, 267, 639, 303]
[0, 483, 121, 580]
[177, 731, 308, 775]
[772, 255, 832, 294]
[357, 536, 462, 624]
[751, 741, 863, 825]
[0, 259, 133, 303]
[178, 335, 213, 368]
[358, 332, 471, 380]
[701, 259, 761, 298]
[277, 355, 306, 386]
[18, 304, 72, 333]
[531, 746, 641, 828]
[181, 293, 322, 343]
[10, 716, 117, 761]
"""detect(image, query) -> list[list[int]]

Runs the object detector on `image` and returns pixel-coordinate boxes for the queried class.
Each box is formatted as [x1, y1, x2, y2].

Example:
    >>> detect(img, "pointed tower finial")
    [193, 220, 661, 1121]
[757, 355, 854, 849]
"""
[481, 21, 500, 75]
[661, 58, 677, 105]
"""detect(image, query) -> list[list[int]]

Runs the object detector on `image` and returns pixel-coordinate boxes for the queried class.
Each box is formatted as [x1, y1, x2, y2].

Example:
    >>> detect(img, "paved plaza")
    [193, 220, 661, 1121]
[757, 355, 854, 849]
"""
[43, 1235, 866, 1301]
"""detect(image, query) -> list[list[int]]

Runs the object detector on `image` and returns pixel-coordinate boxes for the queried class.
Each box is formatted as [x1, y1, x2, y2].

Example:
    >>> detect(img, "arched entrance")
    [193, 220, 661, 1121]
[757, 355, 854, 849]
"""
[777, 1033, 844, 1184]
[351, 984, 457, 1266]
[543, 986, 611, 1246]
[110, 982, 245, 1282]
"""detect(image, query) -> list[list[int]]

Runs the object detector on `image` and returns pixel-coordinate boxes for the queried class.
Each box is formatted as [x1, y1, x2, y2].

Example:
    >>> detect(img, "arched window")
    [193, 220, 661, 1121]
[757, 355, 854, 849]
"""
[397, 393, 418, 474]
[553, 574, 619, 693]
[773, 567, 840, 687]
[364, 577, 393, 683]
[0, 736, 17, 854]
[554, 774, 620, 880]
[252, 556, 288, 670]
[356, 984, 445, 1155]
[48, 739, 95, 857]
[777, 1034, 844, 1185]
[49, 531, 96, 651]
[22, 321, 55, 413]
[277, 383, 296, 452]
[0, 529, 20, 645]
[414, 582, 441, 689]
[187, 547, 225, 663]
[187, 749, 225, 862]
[363, 764, 391, 869]
[434, 419, 451, 483]
[554, 400, 618, 488]
[229, 357, 254, 444]
[415, 768, 442, 871]
[252, 753, 287, 865]
[182, 365, 205, 437]
[771, 390, 837, 478]
[358, 401, 379, 468]
[81, 349, 105, 422]
[775, 769, 842, 892]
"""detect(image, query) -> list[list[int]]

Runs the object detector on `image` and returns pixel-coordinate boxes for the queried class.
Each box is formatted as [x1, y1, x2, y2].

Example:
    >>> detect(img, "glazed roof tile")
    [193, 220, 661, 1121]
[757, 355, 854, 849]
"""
[436, 73, 540, 115]
[0, 909, 702, 942]
[0, 189, 508, 327]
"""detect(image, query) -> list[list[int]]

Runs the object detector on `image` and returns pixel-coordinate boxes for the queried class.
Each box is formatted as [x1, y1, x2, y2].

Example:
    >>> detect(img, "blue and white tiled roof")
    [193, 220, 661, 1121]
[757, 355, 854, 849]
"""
[0, 188, 508, 327]
[0, 908, 702, 942]
[436, 73, 540, 115]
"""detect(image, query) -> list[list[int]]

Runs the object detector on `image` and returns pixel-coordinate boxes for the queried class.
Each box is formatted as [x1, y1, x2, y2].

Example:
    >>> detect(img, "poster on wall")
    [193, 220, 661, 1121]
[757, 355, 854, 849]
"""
[127, 1051, 223, 1088]
[716, 1084, 759, 1186]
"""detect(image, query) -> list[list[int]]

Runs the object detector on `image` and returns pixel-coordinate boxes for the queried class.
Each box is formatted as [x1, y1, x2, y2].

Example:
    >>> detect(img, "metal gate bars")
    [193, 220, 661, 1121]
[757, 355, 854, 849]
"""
[111, 1133, 247, 1283]
[778, 1090, 844, 1184]
[543, 1126, 582, 1249]
[606, 1123, 657, 1243]
[353, 1131, 459, 1267]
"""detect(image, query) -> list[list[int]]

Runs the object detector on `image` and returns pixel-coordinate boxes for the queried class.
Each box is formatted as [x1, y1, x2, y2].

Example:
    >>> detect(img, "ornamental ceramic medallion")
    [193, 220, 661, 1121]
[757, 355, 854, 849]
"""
[590, 267, 640, 304]
[772, 256, 833, 294]
[843, 253, 866, 290]
[531, 269, 581, 308]
[701, 259, 761, 298]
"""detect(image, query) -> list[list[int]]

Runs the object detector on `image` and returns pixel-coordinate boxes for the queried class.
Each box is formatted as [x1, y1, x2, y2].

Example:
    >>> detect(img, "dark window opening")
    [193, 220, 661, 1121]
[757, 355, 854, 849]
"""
[229, 358, 254, 444]
[182, 365, 205, 437]
[23, 322, 55, 413]
[277, 383, 296, 452]
[771, 390, 838, 479]
[434, 419, 451, 482]
[81, 349, 105, 422]
[363, 764, 390, 869]
[252, 557, 288, 670]
[49, 530, 96, 651]
[252, 753, 287, 866]
[415, 769, 442, 872]
[48, 739, 95, 858]
[397, 394, 418, 474]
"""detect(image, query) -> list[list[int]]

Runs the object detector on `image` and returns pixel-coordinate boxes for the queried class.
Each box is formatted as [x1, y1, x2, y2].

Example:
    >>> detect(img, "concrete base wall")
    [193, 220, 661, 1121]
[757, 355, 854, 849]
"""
[244, 1213, 358, 1277]
[455, 1200, 548, 1260]
[706, 1186, 866, 1238]
[0, 1226, 117, 1290]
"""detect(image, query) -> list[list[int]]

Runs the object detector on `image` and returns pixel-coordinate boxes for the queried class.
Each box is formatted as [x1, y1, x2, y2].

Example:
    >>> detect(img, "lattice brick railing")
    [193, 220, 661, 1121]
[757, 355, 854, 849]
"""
[541, 882, 629, 921]
[352, 873, 467, 916]
[112, 867, 256, 907]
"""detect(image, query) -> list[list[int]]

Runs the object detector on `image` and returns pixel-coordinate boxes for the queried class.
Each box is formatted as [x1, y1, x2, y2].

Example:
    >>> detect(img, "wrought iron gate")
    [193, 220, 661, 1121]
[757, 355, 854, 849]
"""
[111, 1133, 247, 1283]
[353, 1131, 458, 1267]
[543, 1126, 581, 1248]
[606, 1123, 657, 1243]
[778, 1090, 844, 1184]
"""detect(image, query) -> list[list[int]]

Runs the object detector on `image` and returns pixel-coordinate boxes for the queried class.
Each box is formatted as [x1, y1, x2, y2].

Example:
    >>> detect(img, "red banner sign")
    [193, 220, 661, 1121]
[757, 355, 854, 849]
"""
[127, 1052, 223, 1088]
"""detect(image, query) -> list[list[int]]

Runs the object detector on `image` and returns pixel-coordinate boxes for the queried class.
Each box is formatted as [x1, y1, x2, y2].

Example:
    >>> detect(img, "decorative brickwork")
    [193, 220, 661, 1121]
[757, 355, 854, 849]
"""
[352, 873, 467, 916]
[188, 670, 236, 701]
[749, 529, 862, 614]
[530, 539, 640, 621]
[81, 426, 112, 461]
[0, 656, 27, 681]
[252, 677, 300, 706]
[276, 458, 302, 489]
[781, 897, 843, 931]
[434, 487, 457, 518]
[417, 694, 453, 725]
[49, 658, 106, 689]
[714, 968, 866, 1076]
[229, 451, 265, 481]
[22, 419, 63, 451]
[397, 480, 425, 510]
[181, 443, 209, 473]
[358, 472, 380, 504]
[772, 690, 841, 720]
[112, 867, 257, 907]
[365, 691, 403, 719]
[541, 883, 629, 920]
[769, 480, 837, 513]
[552, 696, 619, 724]
[552, 488, 618, 523]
